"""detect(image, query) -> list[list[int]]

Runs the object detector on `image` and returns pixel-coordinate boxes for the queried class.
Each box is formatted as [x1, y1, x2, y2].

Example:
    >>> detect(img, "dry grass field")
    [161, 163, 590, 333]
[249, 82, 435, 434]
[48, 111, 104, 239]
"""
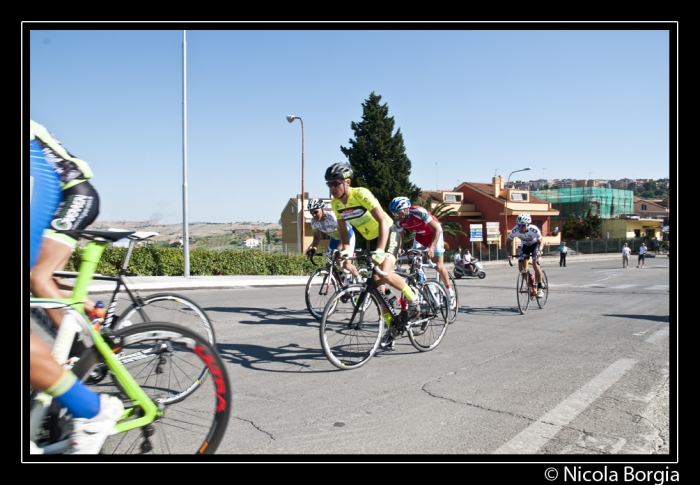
[89, 220, 281, 245]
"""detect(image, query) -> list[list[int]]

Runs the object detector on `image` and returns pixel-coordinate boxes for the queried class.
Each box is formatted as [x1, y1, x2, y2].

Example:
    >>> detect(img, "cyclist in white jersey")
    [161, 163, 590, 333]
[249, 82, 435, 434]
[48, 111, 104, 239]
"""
[304, 198, 359, 281]
[506, 213, 546, 297]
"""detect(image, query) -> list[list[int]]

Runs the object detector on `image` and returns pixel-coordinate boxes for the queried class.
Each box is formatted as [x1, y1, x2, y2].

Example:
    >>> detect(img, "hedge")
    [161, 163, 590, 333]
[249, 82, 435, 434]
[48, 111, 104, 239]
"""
[65, 247, 323, 276]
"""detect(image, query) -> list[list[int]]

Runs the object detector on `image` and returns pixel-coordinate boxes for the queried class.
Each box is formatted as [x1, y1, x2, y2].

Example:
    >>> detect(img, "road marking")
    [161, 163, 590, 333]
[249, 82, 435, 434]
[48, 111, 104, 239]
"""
[493, 358, 636, 454]
[582, 284, 607, 288]
[645, 285, 670, 291]
[609, 284, 639, 289]
[645, 327, 669, 344]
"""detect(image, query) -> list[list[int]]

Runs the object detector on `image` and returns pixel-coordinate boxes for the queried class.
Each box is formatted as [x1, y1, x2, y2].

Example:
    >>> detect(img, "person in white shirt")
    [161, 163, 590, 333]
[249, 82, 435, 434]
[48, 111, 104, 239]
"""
[637, 242, 647, 268]
[462, 249, 476, 274]
[622, 243, 632, 268]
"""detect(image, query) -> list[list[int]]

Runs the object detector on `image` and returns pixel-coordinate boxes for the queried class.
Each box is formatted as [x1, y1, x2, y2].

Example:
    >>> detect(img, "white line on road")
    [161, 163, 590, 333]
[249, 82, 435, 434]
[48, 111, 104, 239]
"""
[645, 327, 669, 344]
[493, 358, 636, 454]
[645, 285, 670, 291]
[609, 284, 639, 289]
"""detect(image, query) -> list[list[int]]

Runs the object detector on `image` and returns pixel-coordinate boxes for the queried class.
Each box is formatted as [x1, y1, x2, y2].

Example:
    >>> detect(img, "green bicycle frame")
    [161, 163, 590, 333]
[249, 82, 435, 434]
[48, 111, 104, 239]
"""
[31, 239, 161, 433]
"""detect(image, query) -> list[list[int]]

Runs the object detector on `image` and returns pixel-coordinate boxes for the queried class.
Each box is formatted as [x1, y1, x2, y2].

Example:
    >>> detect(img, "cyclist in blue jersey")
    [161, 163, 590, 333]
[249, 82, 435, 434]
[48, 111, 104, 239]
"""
[29, 119, 101, 330]
[29, 128, 123, 454]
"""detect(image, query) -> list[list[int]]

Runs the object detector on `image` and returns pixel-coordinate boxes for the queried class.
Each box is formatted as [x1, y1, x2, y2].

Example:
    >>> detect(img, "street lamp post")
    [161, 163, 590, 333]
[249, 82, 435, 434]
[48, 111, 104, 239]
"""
[503, 167, 532, 255]
[287, 115, 305, 252]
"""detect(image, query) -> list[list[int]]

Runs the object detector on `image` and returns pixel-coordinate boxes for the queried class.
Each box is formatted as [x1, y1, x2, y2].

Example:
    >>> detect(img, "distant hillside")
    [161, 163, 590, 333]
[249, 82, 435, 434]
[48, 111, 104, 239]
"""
[89, 221, 281, 244]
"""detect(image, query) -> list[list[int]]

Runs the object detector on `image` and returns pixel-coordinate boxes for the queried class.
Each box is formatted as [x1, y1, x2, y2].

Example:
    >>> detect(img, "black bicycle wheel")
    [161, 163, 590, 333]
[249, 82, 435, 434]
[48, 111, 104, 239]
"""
[112, 293, 215, 403]
[116, 293, 215, 345]
[71, 323, 231, 454]
[516, 272, 530, 314]
[319, 284, 383, 370]
[305, 268, 340, 320]
[537, 270, 549, 308]
[446, 273, 459, 323]
[408, 280, 448, 352]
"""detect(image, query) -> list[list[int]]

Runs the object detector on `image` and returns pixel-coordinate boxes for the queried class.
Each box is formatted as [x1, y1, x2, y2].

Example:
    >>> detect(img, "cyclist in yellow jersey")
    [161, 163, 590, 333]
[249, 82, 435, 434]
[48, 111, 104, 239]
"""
[325, 163, 420, 348]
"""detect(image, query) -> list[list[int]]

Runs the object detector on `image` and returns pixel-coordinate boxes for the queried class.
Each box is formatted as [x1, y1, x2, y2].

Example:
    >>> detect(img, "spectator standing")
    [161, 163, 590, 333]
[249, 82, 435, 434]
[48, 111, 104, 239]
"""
[652, 237, 660, 255]
[558, 241, 568, 267]
[662, 243, 669, 255]
[637, 242, 647, 268]
[622, 243, 631, 268]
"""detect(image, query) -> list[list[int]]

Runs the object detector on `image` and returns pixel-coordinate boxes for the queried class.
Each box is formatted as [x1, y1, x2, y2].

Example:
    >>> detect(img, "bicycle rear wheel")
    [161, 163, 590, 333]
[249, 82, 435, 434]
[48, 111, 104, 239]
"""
[516, 273, 530, 314]
[536, 270, 549, 308]
[408, 280, 448, 352]
[112, 293, 215, 403]
[71, 323, 231, 454]
[305, 268, 340, 320]
[319, 285, 383, 370]
[116, 293, 215, 345]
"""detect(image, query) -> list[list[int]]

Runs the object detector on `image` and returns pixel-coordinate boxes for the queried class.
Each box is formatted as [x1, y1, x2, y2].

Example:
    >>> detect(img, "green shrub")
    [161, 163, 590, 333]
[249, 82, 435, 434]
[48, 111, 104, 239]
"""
[66, 246, 320, 276]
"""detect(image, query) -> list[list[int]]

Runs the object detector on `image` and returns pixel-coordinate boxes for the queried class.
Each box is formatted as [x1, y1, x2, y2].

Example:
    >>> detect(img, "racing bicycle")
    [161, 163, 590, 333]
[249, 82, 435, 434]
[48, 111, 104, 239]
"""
[319, 252, 449, 370]
[304, 249, 368, 320]
[28, 229, 230, 455]
[398, 249, 459, 324]
[510, 253, 549, 314]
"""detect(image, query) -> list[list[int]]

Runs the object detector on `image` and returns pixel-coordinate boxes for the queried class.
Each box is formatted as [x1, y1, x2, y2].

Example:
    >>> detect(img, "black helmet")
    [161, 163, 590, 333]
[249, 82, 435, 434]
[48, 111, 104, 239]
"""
[325, 163, 353, 181]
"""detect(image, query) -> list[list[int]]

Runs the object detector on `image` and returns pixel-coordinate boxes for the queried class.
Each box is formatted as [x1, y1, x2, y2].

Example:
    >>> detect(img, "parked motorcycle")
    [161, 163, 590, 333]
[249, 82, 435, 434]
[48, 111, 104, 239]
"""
[453, 258, 486, 279]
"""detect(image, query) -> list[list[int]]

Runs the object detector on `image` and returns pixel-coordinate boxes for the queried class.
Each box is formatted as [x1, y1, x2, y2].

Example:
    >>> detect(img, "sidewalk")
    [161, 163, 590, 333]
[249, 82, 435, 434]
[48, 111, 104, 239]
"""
[80, 253, 634, 293]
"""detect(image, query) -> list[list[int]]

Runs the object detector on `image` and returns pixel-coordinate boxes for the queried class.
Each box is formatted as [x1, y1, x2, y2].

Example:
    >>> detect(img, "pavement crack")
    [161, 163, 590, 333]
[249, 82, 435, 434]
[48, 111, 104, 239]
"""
[233, 415, 276, 440]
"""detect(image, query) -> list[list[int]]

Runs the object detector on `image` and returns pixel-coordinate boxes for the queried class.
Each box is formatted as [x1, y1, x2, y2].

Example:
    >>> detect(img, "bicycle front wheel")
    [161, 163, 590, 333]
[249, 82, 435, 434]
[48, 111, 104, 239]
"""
[537, 270, 549, 308]
[305, 268, 340, 320]
[71, 323, 231, 454]
[319, 285, 383, 370]
[516, 273, 530, 314]
[408, 280, 448, 352]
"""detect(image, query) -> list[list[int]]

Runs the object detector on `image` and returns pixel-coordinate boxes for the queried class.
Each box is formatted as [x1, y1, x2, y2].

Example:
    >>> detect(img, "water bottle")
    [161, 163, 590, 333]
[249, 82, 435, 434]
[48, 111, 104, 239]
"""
[88, 300, 106, 330]
[384, 288, 397, 307]
[529, 273, 536, 286]
[415, 256, 426, 282]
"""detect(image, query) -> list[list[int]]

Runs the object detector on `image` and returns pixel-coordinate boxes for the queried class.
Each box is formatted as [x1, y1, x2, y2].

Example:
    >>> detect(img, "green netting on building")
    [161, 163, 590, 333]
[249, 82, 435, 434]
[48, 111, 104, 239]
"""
[531, 187, 635, 220]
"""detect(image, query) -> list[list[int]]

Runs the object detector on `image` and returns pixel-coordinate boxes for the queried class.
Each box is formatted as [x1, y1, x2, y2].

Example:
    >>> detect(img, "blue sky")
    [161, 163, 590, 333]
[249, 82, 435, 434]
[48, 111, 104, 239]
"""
[26, 24, 675, 224]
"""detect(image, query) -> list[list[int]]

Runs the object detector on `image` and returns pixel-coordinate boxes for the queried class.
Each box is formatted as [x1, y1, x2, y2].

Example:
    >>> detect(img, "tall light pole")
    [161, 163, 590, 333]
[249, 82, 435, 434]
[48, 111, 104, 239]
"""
[287, 115, 305, 252]
[182, 30, 190, 277]
[503, 167, 532, 253]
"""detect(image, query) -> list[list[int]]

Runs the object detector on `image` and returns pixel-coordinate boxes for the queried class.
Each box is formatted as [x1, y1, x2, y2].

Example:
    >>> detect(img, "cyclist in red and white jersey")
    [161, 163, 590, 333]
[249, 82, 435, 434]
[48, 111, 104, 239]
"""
[390, 197, 456, 309]
[506, 213, 545, 297]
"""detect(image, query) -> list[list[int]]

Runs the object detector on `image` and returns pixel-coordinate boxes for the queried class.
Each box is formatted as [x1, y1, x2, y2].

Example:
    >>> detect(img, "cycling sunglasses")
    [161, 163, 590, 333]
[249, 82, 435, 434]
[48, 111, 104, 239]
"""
[326, 180, 344, 188]
[518, 223, 527, 228]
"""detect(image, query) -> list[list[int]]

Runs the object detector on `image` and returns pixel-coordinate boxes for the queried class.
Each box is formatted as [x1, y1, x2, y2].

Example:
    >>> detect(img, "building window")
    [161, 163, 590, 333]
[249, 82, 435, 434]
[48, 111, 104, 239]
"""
[641, 204, 647, 210]
[444, 194, 462, 203]
[291, 206, 295, 214]
[511, 193, 528, 201]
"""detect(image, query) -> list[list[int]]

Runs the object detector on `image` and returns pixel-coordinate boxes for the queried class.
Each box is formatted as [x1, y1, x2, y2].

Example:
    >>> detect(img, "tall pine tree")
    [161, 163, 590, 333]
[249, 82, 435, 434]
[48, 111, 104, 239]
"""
[340, 92, 422, 213]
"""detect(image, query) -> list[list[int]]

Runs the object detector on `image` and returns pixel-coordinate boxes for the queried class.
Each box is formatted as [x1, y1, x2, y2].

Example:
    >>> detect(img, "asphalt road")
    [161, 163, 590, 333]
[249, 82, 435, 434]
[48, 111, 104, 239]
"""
[126, 257, 672, 459]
